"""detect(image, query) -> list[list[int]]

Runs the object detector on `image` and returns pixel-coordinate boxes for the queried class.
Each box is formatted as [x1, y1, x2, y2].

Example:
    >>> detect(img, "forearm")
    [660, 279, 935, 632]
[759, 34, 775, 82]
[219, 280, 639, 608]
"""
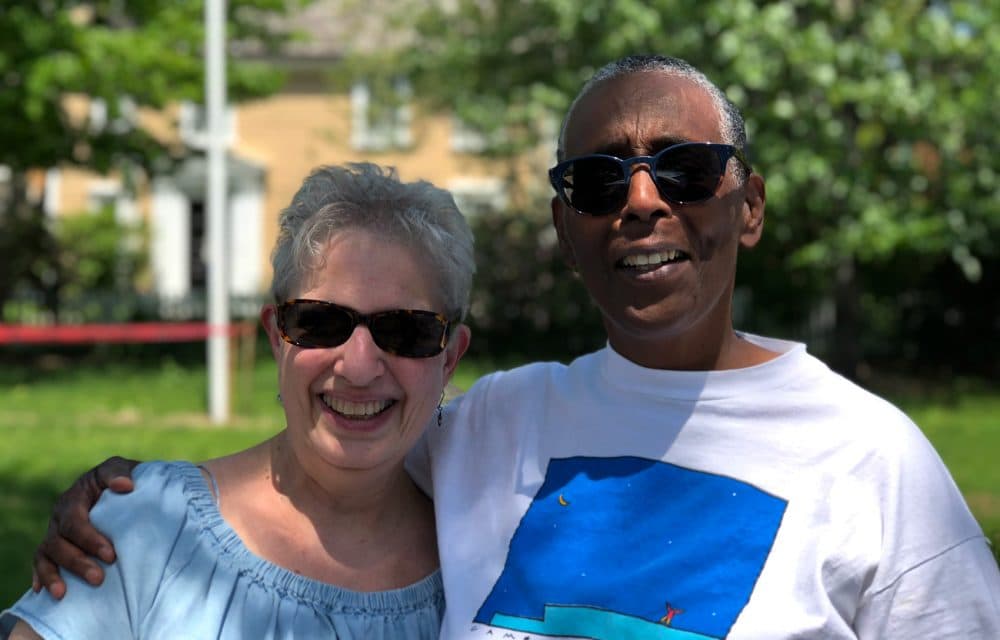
[8, 619, 43, 640]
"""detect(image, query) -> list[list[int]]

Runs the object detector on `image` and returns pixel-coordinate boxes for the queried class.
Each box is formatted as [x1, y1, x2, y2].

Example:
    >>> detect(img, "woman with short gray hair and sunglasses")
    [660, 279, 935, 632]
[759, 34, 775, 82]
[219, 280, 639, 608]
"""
[3, 162, 473, 639]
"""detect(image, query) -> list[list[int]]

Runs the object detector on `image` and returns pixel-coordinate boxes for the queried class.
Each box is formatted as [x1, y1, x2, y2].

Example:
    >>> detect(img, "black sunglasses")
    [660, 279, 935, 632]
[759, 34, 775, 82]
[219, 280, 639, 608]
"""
[276, 299, 454, 358]
[549, 142, 751, 216]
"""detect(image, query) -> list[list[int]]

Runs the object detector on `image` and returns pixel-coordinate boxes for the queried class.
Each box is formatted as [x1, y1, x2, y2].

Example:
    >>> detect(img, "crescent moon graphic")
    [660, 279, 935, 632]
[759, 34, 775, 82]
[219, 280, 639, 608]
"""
[558, 494, 569, 506]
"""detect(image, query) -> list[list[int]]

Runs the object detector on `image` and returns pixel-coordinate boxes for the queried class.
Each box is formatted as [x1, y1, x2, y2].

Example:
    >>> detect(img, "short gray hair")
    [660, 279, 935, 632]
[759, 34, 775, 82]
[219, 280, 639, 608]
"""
[270, 163, 475, 321]
[557, 55, 749, 182]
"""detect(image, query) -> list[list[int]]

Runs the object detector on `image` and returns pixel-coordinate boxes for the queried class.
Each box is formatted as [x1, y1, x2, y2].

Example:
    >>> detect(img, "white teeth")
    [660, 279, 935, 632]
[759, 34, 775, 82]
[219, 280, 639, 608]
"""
[621, 250, 682, 267]
[322, 395, 392, 418]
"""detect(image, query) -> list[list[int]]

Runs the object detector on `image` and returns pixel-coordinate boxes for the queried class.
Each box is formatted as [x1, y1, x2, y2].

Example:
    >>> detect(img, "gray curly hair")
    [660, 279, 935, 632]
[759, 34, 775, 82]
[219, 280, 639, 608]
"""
[270, 163, 475, 321]
[557, 54, 750, 182]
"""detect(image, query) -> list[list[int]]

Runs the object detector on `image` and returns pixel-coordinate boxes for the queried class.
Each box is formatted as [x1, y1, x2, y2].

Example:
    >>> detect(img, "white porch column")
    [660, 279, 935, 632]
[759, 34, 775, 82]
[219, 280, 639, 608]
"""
[228, 185, 263, 301]
[150, 178, 191, 300]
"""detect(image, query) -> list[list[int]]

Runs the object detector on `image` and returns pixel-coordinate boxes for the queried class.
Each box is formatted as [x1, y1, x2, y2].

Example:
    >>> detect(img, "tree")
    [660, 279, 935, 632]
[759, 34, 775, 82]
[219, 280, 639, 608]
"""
[365, 0, 1000, 375]
[0, 0, 306, 315]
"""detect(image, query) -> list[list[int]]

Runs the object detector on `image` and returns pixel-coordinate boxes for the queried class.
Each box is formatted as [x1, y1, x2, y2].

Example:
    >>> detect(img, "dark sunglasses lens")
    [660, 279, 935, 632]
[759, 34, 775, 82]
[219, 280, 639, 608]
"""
[655, 145, 725, 202]
[282, 302, 354, 348]
[370, 310, 447, 357]
[561, 157, 628, 215]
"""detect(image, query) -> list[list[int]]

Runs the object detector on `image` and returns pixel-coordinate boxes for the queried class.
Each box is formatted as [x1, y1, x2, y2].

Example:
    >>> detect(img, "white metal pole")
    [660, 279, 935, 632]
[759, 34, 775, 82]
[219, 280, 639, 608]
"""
[206, 0, 229, 423]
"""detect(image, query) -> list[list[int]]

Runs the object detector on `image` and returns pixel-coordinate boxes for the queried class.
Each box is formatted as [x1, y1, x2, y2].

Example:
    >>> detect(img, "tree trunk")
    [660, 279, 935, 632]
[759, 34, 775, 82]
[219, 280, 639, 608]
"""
[830, 257, 861, 379]
[0, 169, 59, 319]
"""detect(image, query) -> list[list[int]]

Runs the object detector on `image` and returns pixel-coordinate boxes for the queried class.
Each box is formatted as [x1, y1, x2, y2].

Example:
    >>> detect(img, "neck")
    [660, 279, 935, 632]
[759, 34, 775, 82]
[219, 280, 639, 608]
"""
[609, 327, 777, 371]
[204, 432, 438, 590]
[267, 432, 425, 530]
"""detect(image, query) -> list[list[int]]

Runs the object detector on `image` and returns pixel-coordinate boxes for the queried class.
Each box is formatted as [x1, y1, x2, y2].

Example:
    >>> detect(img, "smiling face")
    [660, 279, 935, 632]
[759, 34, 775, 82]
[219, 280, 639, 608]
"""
[262, 228, 470, 481]
[552, 71, 766, 370]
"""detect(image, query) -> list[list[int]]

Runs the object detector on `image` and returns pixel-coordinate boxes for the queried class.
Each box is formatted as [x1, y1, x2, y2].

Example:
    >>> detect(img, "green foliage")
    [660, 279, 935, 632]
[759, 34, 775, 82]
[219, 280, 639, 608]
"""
[366, 0, 999, 374]
[0, 207, 149, 324]
[0, 0, 309, 315]
[466, 209, 606, 360]
[0, 0, 303, 174]
[49, 208, 149, 317]
[0, 189, 54, 312]
[57, 208, 144, 288]
[393, 0, 999, 271]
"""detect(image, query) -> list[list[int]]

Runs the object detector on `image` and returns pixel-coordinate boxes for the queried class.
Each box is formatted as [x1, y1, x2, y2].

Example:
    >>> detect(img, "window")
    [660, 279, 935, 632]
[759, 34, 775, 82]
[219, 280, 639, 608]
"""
[447, 178, 507, 217]
[0, 165, 12, 213]
[450, 115, 490, 153]
[350, 78, 412, 151]
[89, 96, 137, 134]
[178, 101, 236, 150]
[86, 179, 119, 213]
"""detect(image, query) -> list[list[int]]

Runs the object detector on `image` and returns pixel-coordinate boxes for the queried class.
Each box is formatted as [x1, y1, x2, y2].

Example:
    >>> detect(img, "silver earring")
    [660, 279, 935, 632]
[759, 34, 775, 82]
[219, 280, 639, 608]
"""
[437, 390, 445, 428]
[276, 392, 282, 404]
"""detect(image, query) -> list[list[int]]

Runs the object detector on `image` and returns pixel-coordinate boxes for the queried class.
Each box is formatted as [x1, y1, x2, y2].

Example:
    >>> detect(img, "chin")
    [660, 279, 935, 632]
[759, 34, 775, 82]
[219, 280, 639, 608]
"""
[607, 308, 690, 337]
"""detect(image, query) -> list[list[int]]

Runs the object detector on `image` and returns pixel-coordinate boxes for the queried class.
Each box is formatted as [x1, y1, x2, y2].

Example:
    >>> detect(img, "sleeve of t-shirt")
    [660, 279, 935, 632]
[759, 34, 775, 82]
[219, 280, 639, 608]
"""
[1, 462, 188, 640]
[854, 535, 1000, 638]
[406, 388, 479, 499]
[852, 403, 1000, 638]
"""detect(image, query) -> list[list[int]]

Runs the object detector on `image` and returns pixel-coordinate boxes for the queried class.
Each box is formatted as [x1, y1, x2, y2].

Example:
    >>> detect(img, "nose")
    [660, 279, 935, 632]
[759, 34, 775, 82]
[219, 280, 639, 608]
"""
[333, 325, 386, 385]
[622, 164, 670, 222]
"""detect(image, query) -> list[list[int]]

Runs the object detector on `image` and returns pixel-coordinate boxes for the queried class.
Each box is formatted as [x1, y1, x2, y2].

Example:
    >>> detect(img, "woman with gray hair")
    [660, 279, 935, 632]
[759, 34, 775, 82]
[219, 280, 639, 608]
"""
[3, 162, 473, 639]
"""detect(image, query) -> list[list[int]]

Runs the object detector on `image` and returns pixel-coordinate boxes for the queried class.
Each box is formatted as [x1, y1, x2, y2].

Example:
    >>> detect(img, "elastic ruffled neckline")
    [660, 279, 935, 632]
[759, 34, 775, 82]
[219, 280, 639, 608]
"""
[171, 461, 444, 615]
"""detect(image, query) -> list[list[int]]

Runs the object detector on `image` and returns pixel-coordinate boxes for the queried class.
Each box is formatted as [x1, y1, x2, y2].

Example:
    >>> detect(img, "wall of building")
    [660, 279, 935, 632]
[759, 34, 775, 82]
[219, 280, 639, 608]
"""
[46, 89, 519, 302]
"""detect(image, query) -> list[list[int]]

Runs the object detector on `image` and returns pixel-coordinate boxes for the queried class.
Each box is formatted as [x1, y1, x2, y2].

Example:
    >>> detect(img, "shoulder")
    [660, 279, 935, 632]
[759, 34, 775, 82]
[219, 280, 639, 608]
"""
[455, 351, 601, 408]
[2, 461, 213, 639]
[799, 371, 989, 587]
[780, 355, 947, 479]
[725, 341, 962, 513]
[88, 461, 213, 576]
[444, 356, 590, 436]
[95, 460, 201, 511]
[90, 460, 210, 547]
[753, 340, 919, 435]
[465, 359, 567, 393]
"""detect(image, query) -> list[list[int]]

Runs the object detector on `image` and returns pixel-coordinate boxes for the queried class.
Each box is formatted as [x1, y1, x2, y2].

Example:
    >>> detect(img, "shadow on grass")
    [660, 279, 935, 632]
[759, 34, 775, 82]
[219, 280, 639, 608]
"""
[0, 473, 69, 607]
[0, 334, 272, 387]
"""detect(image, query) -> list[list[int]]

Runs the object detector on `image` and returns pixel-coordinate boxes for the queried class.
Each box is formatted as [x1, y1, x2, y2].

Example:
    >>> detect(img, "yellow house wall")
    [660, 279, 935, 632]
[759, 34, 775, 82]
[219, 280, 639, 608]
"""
[232, 92, 502, 288]
[51, 167, 95, 215]
[48, 90, 540, 294]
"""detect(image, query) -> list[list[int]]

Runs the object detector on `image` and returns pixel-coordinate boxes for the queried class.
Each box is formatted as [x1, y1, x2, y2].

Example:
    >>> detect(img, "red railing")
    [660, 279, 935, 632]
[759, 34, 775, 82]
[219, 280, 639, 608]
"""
[0, 322, 257, 345]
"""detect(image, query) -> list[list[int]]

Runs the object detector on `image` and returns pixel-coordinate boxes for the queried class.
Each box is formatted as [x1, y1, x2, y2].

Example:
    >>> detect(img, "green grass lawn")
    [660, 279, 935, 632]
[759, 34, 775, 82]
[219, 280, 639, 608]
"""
[1, 354, 997, 606]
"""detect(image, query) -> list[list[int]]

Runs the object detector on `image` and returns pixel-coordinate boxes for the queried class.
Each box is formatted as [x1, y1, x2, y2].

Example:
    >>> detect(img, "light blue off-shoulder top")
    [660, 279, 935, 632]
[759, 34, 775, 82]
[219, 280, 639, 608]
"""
[2, 461, 444, 639]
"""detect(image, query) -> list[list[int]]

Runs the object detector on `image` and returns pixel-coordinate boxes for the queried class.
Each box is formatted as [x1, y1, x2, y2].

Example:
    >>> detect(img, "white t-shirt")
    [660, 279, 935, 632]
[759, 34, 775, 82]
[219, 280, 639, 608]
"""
[408, 334, 1000, 639]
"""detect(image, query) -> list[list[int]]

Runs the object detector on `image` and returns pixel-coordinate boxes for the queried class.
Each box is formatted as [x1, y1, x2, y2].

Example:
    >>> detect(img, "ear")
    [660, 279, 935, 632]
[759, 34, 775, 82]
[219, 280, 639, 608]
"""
[260, 304, 284, 361]
[442, 324, 472, 383]
[551, 196, 577, 271]
[739, 173, 766, 249]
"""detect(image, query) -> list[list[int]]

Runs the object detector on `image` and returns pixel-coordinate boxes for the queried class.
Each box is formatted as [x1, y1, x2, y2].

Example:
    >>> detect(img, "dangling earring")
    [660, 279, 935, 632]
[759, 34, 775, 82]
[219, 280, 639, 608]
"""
[437, 390, 445, 428]
[276, 392, 282, 404]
